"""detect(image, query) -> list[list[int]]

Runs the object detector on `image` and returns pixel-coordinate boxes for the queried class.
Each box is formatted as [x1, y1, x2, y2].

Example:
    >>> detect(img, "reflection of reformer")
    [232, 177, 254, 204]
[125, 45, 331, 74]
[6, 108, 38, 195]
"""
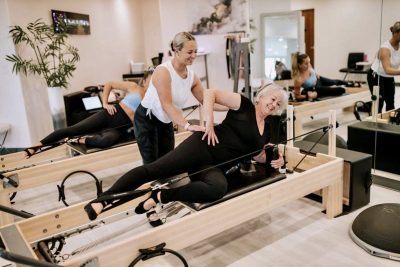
[0, 112, 344, 266]
[0, 132, 192, 226]
[0, 126, 135, 174]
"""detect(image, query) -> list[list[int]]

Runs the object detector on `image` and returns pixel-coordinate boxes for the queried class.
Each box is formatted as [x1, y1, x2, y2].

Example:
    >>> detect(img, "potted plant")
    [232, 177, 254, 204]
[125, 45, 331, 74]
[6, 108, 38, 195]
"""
[6, 18, 79, 129]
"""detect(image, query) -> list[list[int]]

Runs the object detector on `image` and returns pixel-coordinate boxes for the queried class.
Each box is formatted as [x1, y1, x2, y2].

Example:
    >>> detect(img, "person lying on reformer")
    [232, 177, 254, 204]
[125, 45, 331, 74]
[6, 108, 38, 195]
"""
[24, 68, 154, 158]
[291, 53, 348, 101]
[84, 84, 288, 223]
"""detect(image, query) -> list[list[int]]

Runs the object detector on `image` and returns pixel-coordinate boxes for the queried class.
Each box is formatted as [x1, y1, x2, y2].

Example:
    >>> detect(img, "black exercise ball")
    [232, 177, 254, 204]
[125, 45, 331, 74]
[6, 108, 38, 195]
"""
[350, 203, 400, 260]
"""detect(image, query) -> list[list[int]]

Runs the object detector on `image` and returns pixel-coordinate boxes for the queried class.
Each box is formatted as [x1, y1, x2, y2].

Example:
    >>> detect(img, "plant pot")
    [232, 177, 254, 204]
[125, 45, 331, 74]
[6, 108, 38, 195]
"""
[47, 87, 66, 130]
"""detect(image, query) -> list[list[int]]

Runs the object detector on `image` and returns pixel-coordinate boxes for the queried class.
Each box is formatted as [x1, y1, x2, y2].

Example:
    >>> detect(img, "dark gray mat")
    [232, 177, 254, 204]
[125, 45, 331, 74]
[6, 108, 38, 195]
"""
[372, 174, 400, 192]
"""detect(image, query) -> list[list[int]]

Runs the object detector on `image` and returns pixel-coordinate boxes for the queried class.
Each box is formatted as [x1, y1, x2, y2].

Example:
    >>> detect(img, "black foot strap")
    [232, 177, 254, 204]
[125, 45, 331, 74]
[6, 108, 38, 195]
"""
[129, 242, 188, 267]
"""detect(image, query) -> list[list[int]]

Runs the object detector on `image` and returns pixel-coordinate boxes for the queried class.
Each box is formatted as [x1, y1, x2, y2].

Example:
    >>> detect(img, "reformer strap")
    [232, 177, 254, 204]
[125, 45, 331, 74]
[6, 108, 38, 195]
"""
[128, 243, 188, 267]
[57, 170, 103, 207]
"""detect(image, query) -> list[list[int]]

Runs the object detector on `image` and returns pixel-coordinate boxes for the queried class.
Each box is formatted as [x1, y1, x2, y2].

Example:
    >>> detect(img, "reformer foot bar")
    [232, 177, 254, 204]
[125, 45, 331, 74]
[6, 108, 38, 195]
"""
[0, 132, 192, 226]
[0, 143, 344, 266]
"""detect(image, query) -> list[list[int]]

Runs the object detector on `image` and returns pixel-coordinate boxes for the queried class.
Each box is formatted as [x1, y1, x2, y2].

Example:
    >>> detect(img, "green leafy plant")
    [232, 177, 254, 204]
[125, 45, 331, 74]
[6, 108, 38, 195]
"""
[6, 19, 79, 88]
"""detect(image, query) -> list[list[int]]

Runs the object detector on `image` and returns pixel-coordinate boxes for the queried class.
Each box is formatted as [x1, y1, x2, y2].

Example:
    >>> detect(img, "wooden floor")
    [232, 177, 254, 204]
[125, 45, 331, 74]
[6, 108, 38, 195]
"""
[2, 108, 400, 267]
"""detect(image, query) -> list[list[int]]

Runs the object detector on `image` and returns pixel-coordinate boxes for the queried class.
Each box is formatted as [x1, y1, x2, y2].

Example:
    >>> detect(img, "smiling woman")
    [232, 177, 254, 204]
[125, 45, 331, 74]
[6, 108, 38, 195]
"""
[85, 84, 288, 221]
[133, 32, 210, 164]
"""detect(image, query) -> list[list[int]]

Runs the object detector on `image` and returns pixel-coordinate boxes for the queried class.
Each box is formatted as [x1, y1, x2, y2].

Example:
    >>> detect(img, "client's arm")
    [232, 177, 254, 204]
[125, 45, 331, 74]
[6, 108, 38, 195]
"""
[190, 76, 229, 111]
[202, 89, 241, 146]
[102, 81, 140, 115]
[293, 78, 307, 101]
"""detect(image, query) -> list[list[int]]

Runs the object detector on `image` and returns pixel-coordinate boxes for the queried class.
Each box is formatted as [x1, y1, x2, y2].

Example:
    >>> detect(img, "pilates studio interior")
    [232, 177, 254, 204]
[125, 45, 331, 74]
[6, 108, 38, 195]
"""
[0, 0, 400, 266]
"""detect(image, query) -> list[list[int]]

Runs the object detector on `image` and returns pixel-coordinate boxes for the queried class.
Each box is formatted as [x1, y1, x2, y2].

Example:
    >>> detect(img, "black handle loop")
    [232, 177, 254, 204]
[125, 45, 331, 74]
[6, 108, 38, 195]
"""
[128, 242, 188, 267]
[57, 170, 103, 206]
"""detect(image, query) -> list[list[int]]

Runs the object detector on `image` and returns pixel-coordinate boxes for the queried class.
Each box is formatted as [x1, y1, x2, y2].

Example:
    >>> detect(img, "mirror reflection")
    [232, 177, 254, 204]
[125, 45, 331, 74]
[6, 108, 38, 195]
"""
[249, 0, 400, 200]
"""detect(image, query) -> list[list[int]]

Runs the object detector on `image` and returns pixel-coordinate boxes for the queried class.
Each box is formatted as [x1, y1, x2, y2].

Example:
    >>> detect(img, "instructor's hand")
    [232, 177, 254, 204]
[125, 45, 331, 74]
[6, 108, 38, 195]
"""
[187, 124, 206, 132]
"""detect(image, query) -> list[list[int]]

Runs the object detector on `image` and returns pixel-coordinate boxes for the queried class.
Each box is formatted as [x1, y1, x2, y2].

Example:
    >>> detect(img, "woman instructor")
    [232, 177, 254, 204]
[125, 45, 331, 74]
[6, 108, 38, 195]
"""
[134, 32, 208, 163]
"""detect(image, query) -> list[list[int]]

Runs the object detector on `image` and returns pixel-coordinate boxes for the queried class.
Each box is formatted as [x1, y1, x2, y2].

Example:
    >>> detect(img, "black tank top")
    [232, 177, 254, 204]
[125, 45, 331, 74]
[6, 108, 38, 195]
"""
[209, 95, 271, 163]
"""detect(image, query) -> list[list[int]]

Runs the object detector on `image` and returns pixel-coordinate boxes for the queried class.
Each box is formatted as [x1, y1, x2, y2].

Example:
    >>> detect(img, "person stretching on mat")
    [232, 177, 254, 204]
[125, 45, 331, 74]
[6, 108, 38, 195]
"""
[291, 53, 347, 101]
[84, 84, 288, 222]
[24, 68, 154, 158]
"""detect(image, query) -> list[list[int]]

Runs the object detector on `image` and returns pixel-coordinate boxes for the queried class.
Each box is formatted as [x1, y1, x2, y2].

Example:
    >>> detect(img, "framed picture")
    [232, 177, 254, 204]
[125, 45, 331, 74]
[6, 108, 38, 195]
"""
[51, 9, 90, 35]
[189, 0, 248, 35]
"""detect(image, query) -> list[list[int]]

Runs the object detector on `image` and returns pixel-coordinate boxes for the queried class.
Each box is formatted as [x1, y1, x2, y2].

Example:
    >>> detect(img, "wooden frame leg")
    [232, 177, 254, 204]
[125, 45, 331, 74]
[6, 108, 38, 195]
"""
[322, 179, 343, 219]
[0, 194, 13, 226]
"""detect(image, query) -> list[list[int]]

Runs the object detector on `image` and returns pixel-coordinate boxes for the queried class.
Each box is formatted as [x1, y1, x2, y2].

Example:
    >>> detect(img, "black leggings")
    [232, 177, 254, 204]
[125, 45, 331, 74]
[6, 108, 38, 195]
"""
[303, 76, 346, 97]
[134, 104, 175, 164]
[40, 104, 133, 148]
[103, 132, 228, 203]
[367, 69, 395, 113]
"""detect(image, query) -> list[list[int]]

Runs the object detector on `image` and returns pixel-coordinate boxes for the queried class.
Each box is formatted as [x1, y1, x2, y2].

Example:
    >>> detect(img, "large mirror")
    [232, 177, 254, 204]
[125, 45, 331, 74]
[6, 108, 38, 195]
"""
[249, 0, 399, 192]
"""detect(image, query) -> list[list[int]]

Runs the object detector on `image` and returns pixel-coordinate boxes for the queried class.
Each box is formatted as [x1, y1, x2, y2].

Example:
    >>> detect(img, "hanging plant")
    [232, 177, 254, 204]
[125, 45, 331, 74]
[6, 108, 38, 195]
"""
[6, 18, 79, 88]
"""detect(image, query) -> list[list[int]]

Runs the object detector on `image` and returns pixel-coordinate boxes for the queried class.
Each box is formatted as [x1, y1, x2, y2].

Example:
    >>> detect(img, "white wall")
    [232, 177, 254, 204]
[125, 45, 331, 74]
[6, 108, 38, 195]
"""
[141, 0, 163, 66]
[0, 0, 32, 146]
[291, 0, 383, 79]
[1, 0, 145, 146]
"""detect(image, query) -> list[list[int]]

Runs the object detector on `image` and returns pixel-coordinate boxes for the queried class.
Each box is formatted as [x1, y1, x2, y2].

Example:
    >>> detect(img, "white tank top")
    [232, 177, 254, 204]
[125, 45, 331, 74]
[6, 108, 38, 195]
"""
[141, 60, 194, 123]
[371, 40, 400, 77]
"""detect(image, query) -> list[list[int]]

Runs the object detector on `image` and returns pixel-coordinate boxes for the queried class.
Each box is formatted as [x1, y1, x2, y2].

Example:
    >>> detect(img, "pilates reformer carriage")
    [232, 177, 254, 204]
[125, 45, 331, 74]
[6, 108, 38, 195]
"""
[0, 132, 192, 226]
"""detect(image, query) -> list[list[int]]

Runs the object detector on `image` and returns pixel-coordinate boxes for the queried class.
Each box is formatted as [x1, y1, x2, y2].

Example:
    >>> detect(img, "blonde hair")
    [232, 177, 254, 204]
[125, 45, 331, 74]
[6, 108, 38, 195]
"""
[291, 52, 309, 77]
[254, 83, 288, 115]
[170, 32, 196, 52]
[390, 21, 400, 34]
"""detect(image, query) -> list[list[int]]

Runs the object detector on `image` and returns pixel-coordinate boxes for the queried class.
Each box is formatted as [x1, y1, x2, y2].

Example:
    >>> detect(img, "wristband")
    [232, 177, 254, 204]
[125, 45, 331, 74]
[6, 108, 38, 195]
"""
[184, 122, 191, 131]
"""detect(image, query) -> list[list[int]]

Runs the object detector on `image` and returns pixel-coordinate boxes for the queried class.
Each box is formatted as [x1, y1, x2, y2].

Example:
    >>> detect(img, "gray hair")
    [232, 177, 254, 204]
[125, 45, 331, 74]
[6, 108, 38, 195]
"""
[254, 83, 288, 115]
[170, 32, 196, 52]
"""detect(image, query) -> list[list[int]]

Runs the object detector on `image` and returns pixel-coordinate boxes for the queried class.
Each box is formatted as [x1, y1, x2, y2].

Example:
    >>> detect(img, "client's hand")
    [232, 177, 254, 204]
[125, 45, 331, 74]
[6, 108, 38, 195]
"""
[271, 153, 284, 169]
[104, 103, 117, 115]
[202, 123, 219, 146]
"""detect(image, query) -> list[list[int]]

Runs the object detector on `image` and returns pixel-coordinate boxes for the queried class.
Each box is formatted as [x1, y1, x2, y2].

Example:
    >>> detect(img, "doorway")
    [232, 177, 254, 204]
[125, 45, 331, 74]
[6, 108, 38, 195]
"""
[261, 9, 314, 80]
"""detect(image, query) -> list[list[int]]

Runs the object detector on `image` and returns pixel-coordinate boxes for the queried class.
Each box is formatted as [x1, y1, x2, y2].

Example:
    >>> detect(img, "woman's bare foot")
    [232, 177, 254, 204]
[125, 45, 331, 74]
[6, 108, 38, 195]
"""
[135, 191, 162, 214]
[143, 191, 161, 210]
[307, 91, 318, 100]
[84, 202, 104, 220]
[91, 202, 103, 215]
[24, 146, 40, 158]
